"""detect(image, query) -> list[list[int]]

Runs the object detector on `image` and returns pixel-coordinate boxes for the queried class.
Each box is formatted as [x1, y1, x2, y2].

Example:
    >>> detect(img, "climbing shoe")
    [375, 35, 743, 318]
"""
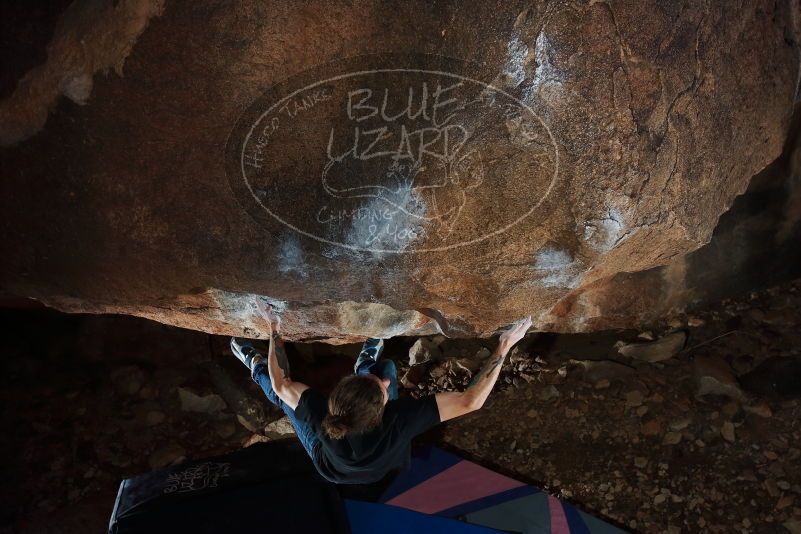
[230, 337, 263, 370]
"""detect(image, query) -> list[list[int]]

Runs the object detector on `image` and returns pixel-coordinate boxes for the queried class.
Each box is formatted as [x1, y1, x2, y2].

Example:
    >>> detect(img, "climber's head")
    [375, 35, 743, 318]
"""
[322, 374, 390, 440]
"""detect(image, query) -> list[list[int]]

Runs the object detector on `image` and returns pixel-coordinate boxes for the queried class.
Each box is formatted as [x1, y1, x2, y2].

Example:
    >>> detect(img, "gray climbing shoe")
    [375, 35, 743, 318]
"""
[354, 338, 385, 372]
[230, 337, 263, 370]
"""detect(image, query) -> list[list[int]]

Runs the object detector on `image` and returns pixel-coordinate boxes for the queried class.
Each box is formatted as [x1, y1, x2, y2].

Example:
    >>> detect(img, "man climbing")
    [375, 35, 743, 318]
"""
[230, 298, 532, 484]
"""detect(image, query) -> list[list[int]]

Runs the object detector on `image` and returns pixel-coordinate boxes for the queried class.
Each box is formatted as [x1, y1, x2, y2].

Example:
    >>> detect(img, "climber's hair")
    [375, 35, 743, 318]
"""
[323, 375, 385, 440]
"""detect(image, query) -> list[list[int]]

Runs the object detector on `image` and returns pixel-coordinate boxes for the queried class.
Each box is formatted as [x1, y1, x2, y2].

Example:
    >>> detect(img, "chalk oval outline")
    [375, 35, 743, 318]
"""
[239, 68, 559, 254]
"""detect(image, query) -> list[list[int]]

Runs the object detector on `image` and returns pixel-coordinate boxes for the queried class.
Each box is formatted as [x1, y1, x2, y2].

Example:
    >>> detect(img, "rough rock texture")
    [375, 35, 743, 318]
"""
[0, 0, 165, 145]
[1, 0, 800, 342]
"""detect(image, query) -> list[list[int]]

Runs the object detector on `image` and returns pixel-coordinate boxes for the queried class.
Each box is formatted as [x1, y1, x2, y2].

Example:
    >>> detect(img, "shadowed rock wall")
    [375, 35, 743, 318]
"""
[1, 0, 800, 342]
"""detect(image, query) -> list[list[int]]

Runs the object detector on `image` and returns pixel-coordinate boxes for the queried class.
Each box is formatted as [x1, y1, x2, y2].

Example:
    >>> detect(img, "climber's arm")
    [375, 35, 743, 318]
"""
[267, 330, 308, 410]
[256, 298, 308, 410]
[435, 346, 507, 421]
[435, 316, 532, 422]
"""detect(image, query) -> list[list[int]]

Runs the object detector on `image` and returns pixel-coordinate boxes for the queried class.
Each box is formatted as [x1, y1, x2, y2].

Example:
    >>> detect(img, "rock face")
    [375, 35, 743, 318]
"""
[1, 1, 800, 342]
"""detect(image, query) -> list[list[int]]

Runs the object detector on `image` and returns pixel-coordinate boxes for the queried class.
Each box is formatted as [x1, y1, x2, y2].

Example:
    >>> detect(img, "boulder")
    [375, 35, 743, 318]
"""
[263, 416, 296, 437]
[570, 359, 635, 384]
[0, 0, 799, 341]
[694, 356, 746, 402]
[615, 331, 687, 363]
[178, 387, 228, 414]
[408, 338, 442, 366]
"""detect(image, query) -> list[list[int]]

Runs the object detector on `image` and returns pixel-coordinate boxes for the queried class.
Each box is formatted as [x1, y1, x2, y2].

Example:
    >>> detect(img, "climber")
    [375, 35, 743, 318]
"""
[230, 297, 532, 485]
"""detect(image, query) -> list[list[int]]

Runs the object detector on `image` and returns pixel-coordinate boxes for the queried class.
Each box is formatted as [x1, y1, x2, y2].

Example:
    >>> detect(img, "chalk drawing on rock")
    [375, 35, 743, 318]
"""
[226, 55, 559, 254]
[322, 143, 484, 240]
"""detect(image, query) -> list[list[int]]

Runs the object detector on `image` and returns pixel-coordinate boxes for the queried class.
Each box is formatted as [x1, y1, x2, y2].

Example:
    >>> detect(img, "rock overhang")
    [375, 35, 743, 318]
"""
[1, 0, 800, 341]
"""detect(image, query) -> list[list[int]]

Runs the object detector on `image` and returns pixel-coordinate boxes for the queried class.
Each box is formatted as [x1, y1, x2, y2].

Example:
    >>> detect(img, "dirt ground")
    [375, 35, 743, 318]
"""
[1, 281, 801, 533]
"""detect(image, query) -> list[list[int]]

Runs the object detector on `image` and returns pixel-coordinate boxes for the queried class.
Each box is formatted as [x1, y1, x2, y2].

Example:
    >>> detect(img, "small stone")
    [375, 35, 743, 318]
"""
[720, 421, 735, 442]
[445, 358, 476, 376]
[745, 402, 772, 418]
[149, 443, 186, 469]
[687, 316, 705, 327]
[138, 385, 159, 400]
[742, 518, 751, 528]
[777, 480, 791, 491]
[636, 405, 649, 417]
[215, 420, 237, 439]
[662, 432, 682, 445]
[594, 379, 610, 389]
[616, 331, 687, 362]
[739, 470, 757, 482]
[776, 495, 794, 510]
[409, 338, 442, 366]
[765, 479, 781, 498]
[764, 450, 779, 461]
[475, 347, 492, 361]
[111, 365, 146, 395]
[634, 457, 648, 468]
[625, 390, 644, 407]
[236, 414, 259, 433]
[783, 519, 801, 534]
[572, 359, 634, 383]
[430, 364, 448, 379]
[401, 364, 427, 388]
[457, 358, 481, 372]
[721, 401, 739, 417]
[145, 410, 166, 426]
[264, 416, 296, 436]
[641, 420, 661, 436]
[669, 416, 692, 431]
[694, 356, 746, 401]
[243, 434, 270, 447]
[538, 385, 560, 401]
[178, 387, 227, 414]
[430, 335, 446, 346]
[519, 372, 537, 383]
[654, 494, 666, 504]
